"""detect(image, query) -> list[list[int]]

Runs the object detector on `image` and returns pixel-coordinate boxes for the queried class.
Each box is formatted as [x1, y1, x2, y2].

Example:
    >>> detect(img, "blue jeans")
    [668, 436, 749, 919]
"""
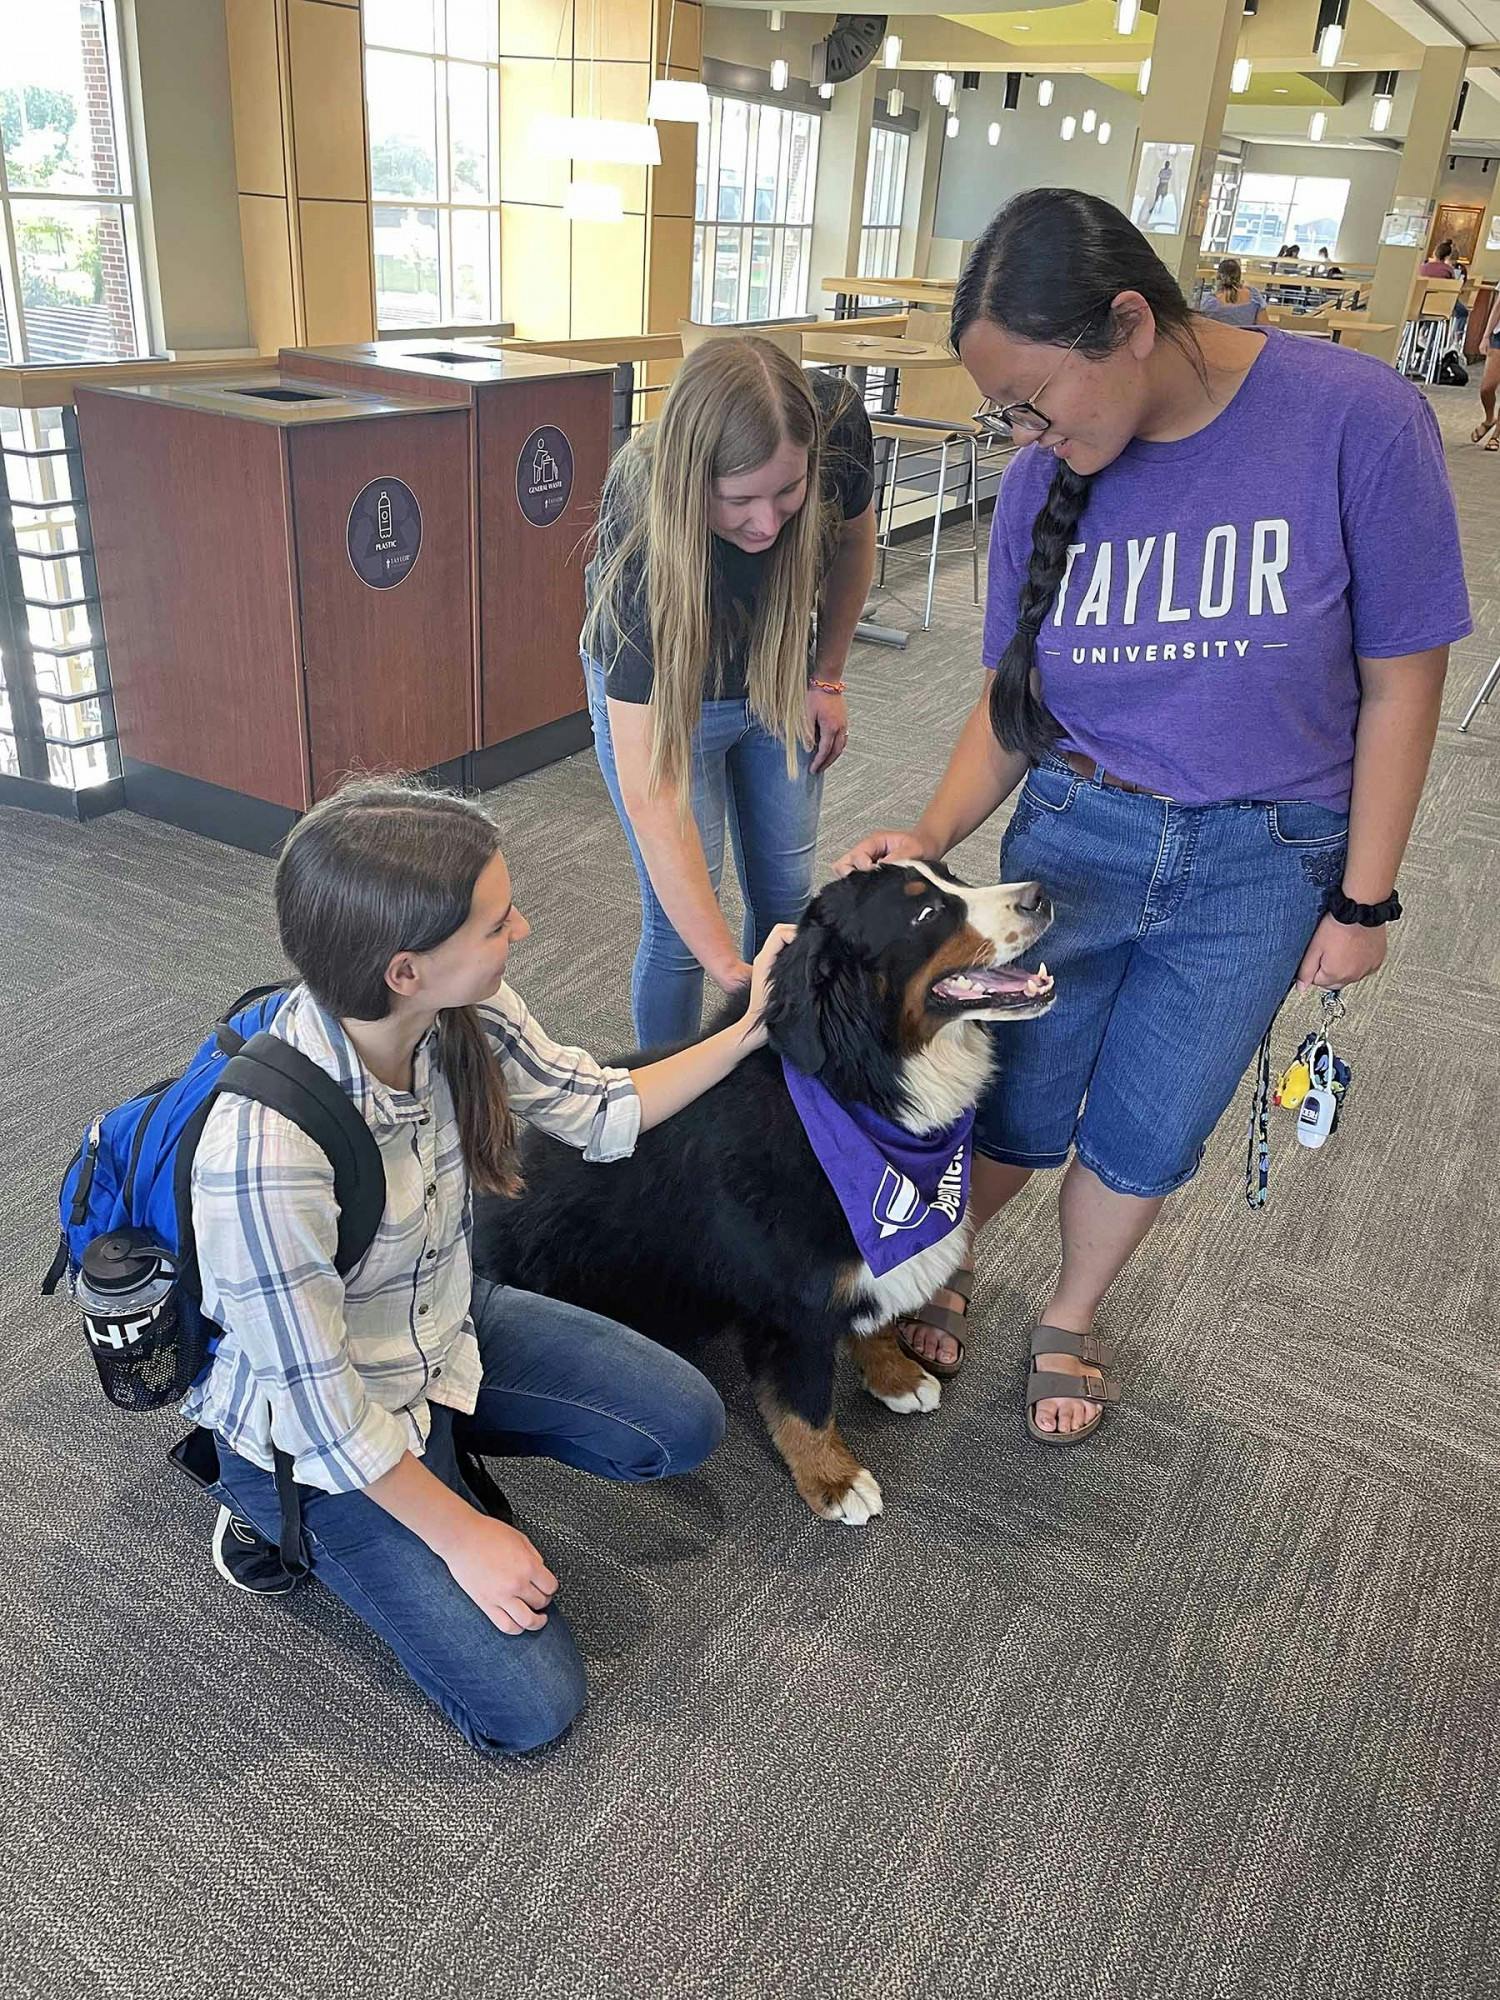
[975, 755, 1348, 1198]
[207, 1278, 724, 1758]
[584, 655, 823, 1046]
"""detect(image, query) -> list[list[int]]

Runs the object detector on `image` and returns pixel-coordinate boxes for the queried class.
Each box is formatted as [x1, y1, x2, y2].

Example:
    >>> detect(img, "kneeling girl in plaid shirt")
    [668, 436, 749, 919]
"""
[185, 777, 789, 1756]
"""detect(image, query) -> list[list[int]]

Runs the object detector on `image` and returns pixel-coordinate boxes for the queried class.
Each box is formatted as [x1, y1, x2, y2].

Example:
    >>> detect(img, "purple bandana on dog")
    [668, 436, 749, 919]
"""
[781, 1059, 972, 1277]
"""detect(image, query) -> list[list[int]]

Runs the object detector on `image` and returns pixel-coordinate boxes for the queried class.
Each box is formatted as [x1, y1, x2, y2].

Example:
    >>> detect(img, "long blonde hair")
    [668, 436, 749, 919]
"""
[582, 337, 840, 802]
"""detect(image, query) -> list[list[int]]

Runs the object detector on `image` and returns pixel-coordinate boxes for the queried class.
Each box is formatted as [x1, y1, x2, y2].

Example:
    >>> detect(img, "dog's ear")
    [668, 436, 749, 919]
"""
[763, 919, 829, 1074]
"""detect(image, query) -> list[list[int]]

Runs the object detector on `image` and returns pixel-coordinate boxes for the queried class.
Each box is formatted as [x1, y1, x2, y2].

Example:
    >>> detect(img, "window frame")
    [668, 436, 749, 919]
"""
[858, 122, 910, 281]
[0, 0, 151, 366]
[692, 91, 822, 324]
[363, 2, 502, 334]
[1226, 170, 1351, 259]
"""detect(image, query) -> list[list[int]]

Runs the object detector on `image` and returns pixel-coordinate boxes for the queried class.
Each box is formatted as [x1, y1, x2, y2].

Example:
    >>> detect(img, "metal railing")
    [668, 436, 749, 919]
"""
[0, 403, 119, 799]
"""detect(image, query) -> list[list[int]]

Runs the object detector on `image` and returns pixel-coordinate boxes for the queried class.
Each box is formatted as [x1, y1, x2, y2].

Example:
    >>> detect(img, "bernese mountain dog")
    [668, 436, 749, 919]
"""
[472, 861, 1054, 1524]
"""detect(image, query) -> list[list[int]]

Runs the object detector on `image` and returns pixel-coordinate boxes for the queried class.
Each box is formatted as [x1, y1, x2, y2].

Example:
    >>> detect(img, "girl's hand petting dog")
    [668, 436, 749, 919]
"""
[833, 827, 932, 875]
[740, 924, 798, 1050]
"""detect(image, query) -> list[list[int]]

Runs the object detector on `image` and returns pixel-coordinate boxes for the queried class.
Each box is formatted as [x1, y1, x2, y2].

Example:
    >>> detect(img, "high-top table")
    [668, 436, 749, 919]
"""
[821, 275, 956, 320]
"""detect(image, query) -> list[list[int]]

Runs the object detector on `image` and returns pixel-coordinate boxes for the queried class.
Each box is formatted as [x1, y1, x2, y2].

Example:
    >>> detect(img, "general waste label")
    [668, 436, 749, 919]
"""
[516, 426, 573, 527]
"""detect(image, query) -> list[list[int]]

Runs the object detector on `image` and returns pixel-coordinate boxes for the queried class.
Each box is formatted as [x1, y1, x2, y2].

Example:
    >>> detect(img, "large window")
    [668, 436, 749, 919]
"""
[692, 94, 820, 323]
[858, 125, 909, 279]
[363, 0, 500, 331]
[0, 2, 147, 364]
[1228, 173, 1350, 257]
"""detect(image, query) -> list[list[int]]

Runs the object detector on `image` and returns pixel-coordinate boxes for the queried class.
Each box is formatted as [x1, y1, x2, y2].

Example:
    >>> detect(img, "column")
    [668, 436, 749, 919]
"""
[1366, 46, 1469, 366]
[1130, 0, 1240, 289]
[808, 68, 880, 298]
[223, 0, 374, 352]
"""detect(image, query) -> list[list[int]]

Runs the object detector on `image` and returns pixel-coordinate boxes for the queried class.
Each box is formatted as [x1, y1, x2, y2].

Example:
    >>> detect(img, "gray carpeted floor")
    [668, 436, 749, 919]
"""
[3, 389, 1497, 2000]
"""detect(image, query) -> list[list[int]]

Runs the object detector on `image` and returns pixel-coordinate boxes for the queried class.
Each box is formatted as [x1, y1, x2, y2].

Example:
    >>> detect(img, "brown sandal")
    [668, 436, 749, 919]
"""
[893, 1262, 974, 1381]
[1024, 1326, 1119, 1446]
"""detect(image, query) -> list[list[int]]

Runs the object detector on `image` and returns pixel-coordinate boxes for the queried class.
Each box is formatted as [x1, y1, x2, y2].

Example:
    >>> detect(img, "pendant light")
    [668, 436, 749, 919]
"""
[934, 72, 956, 107]
[770, 57, 788, 91]
[886, 85, 904, 116]
[1309, 110, 1328, 141]
[946, 114, 959, 138]
[1115, 0, 1140, 33]
[1138, 57, 1152, 95]
[1370, 70, 1396, 133]
[1037, 78, 1054, 107]
[1060, 115, 1077, 141]
[1081, 107, 1096, 133]
[883, 33, 902, 68]
[648, 0, 709, 124]
[1231, 56, 1252, 94]
[1098, 121, 1112, 144]
[987, 121, 1001, 145]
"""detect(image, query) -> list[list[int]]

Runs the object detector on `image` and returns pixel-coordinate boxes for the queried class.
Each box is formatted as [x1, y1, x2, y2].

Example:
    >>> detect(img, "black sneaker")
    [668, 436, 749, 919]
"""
[211, 1506, 302, 1595]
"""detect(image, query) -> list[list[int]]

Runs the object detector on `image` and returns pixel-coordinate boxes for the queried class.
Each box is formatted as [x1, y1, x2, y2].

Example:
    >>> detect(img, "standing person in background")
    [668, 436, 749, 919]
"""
[838, 188, 1468, 1443]
[582, 337, 876, 1046]
[1198, 258, 1269, 328]
[1473, 285, 1500, 447]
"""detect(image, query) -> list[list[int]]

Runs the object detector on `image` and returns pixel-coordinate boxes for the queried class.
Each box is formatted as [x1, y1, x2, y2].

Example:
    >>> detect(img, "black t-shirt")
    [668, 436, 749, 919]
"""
[585, 367, 875, 704]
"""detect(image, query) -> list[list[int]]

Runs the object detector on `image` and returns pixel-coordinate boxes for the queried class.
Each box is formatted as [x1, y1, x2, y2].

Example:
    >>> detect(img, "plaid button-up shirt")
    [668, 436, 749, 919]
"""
[183, 984, 639, 1494]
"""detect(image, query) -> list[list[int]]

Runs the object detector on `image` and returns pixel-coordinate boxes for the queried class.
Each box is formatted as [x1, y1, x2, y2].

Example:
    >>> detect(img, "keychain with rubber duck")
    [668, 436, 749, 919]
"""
[1247, 988, 1353, 1205]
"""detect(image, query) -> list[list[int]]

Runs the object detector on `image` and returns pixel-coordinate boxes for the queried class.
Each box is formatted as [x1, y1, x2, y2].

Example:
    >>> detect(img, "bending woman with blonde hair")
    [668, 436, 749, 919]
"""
[583, 335, 876, 1044]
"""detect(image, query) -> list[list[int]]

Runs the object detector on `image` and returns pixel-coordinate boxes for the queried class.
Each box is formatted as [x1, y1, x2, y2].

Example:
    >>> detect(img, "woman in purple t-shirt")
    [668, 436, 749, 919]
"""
[838, 188, 1468, 1445]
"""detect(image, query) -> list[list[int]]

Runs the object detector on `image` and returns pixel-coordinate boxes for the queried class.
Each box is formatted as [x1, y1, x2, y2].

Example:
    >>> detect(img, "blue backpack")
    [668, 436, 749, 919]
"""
[43, 984, 385, 1563]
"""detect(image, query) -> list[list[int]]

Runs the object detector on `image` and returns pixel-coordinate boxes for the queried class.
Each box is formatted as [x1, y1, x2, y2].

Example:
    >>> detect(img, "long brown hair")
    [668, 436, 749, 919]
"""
[1215, 256, 1244, 300]
[582, 336, 839, 802]
[275, 777, 519, 1196]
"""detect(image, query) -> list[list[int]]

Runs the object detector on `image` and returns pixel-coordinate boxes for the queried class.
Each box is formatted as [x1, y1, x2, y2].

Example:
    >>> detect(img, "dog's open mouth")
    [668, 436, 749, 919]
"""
[929, 960, 1055, 1012]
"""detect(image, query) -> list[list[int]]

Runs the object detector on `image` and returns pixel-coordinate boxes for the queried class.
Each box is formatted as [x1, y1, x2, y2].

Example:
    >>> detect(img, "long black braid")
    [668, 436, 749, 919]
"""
[950, 188, 1201, 759]
[989, 459, 1091, 758]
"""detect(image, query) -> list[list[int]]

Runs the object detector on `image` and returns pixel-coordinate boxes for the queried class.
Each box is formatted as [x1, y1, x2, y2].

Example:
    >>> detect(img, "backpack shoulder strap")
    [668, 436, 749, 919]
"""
[170, 1033, 386, 1284]
[219, 1033, 386, 1277]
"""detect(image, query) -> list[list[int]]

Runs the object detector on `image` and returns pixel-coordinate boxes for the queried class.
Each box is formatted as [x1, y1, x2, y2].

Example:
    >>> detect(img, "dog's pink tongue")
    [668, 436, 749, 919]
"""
[934, 961, 1052, 1001]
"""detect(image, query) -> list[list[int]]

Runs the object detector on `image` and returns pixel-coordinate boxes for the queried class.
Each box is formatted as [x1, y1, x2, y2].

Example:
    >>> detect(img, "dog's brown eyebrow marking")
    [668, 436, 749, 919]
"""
[903, 879, 927, 897]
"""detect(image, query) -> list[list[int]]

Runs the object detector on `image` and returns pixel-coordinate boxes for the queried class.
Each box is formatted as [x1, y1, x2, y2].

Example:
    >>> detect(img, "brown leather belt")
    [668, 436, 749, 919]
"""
[1060, 750, 1176, 801]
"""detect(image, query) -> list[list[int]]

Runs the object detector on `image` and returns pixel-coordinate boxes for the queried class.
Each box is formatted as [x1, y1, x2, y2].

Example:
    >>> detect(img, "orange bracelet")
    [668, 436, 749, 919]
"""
[809, 678, 846, 694]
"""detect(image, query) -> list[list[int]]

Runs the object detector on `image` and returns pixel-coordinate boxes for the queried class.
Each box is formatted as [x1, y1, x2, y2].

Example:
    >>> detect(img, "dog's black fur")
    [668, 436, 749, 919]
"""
[472, 862, 1052, 1518]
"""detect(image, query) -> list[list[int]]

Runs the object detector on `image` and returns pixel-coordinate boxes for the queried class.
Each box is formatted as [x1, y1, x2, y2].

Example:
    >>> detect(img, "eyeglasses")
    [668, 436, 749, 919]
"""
[972, 319, 1095, 441]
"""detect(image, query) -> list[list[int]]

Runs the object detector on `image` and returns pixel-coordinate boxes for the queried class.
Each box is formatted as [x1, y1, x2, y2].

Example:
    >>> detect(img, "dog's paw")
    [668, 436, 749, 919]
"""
[820, 1467, 883, 1526]
[871, 1370, 941, 1415]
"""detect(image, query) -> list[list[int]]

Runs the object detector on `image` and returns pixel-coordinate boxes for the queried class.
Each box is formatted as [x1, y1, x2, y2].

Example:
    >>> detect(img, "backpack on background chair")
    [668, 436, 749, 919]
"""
[41, 984, 385, 1568]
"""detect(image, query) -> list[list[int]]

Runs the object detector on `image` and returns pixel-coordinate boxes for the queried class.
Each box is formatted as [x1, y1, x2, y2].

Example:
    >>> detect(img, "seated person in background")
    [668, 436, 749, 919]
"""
[1198, 257, 1269, 328]
[1317, 247, 1344, 278]
[1419, 238, 1458, 278]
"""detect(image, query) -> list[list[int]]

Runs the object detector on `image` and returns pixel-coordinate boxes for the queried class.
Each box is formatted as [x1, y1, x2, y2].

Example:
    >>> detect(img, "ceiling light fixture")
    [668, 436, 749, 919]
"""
[535, 116, 662, 165]
[1037, 77, 1054, 107]
[988, 121, 1001, 145]
[818, 81, 834, 99]
[1116, 0, 1140, 34]
[946, 113, 959, 138]
[1081, 107, 1096, 133]
[1231, 56, 1252, 94]
[770, 57, 788, 91]
[1309, 109, 1328, 141]
[1138, 57, 1152, 95]
[883, 33, 901, 68]
[887, 85, 904, 116]
[1313, 0, 1348, 70]
[564, 181, 624, 222]
[649, 3, 710, 125]
[1060, 115, 1077, 140]
[934, 71, 956, 106]
[768, 8, 782, 29]
[1098, 120, 1111, 143]
[1370, 69, 1396, 133]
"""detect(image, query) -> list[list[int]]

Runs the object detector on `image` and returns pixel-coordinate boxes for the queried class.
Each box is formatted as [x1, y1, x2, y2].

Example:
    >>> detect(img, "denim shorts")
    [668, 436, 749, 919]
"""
[973, 755, 1348, 1199]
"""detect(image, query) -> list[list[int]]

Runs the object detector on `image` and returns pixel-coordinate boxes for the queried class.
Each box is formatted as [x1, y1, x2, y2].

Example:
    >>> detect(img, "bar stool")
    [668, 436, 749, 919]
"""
[1459, 653, 1500, 732]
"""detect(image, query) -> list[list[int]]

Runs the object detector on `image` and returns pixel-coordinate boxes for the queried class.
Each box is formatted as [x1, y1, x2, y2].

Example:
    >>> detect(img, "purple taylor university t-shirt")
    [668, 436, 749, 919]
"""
[982, 330, 1471, 807]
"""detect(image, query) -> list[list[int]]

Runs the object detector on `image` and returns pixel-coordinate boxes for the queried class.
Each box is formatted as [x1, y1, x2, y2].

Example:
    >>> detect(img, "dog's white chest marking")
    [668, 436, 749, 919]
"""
[848, 1221, 974, 1335]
